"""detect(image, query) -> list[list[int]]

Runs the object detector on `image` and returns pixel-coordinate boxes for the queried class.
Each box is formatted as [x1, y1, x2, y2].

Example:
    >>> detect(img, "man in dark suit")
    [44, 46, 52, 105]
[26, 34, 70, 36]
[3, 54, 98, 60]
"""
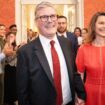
[57, 15, 78, 57]
[16, 2, 86, 105]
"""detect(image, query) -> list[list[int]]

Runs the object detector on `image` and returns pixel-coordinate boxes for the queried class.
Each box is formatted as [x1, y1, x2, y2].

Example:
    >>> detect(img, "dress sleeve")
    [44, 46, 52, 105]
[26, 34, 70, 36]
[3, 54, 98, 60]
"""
[76, 46, 85, 73]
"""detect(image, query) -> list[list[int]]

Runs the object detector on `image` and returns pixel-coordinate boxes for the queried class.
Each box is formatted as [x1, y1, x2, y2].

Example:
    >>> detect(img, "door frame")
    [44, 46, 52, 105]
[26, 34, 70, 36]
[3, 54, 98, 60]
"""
[15, 0, 84, 43]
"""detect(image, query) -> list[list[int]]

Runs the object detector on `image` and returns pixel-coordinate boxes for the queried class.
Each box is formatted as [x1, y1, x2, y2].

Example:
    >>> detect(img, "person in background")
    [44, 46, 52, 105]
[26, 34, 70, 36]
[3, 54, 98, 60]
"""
[0, 24, 15, 61]
[0, 46, 14, 62]
[9, 24, 17, 35]
[9, 24, 27, 49]
[0, 24, 14, 105]
[4, 32, 17, 105]
[76, 12, 105, 105]
[27, 29, 34, 42]
[81, 28, 88, 44]
[16, 2, 86, 105]
[27, 29, 37, 42]
[74, 27, 82, 46]
[57, 15, 78, 57]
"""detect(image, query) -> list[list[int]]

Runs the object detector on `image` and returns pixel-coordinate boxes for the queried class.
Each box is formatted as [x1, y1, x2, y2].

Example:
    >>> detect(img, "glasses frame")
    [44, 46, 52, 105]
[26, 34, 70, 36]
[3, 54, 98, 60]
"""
[35, 14, 57, 22]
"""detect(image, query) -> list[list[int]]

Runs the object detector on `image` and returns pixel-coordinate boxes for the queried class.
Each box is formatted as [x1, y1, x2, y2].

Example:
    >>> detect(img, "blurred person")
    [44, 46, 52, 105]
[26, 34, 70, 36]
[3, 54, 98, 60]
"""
[9, 24, 26, 48]
[27, 29, 37, 42]
[74, 27, 82, 46]
[81, 28, 88, 44]
[76, 12, 105, 105]
[74, 27, 81, 37]
[27, 29, 33, 42]
[9, 24, 17, 35]
[16, 2, 86, 105]
[0, 24, 6, 47]
[0, 24, 7, 105]
[4, 32, 17, 105]
[0, 24, 14, 105]
[0, 24, 14, 61]
[33, 32, 38, 39]
[0, 45, 14, 62]
[0, 25, 15, 60]
[57, 15, 78, 57]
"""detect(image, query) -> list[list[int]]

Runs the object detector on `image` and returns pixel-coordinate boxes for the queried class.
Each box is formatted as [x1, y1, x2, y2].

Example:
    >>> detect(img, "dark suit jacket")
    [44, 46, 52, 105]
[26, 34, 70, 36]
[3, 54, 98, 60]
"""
[66, 32, 78, 57]
[16, 36, 86, 105]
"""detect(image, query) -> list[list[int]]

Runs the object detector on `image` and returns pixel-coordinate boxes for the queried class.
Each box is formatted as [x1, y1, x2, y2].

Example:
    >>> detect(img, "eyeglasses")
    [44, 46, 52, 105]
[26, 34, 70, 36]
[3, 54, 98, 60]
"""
[36, 14, 57, 22]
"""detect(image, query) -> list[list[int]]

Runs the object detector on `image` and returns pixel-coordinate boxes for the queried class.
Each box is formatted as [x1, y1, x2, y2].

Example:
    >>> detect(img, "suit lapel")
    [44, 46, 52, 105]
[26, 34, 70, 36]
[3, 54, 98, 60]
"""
[58, 36, 73, 80]
[33, 38, 54, 86]
[32, 36, 73, 87]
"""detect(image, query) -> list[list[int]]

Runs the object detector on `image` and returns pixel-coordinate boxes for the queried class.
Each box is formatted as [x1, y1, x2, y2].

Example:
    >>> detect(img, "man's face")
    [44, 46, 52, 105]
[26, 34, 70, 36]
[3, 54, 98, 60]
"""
[11, 27, 17, 35]
[35, 7, 58, 39]
[0, 26, 6, 37]
[57, 18, 67, 34]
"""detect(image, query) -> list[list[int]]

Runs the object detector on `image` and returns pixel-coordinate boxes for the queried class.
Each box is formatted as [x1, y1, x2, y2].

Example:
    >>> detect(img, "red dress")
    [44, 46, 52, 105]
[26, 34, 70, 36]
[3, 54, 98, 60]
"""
[76, 44, 105, 105]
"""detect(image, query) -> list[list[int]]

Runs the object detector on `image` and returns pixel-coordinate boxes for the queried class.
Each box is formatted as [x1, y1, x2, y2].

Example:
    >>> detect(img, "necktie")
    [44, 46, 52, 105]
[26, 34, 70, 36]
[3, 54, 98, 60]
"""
[61, 34, 64, 37]
[50, 40, 63, 105]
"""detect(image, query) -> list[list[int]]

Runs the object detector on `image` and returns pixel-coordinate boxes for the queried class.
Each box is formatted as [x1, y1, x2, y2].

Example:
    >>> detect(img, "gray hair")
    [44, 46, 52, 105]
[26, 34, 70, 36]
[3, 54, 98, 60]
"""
[35, 1, 55, 17]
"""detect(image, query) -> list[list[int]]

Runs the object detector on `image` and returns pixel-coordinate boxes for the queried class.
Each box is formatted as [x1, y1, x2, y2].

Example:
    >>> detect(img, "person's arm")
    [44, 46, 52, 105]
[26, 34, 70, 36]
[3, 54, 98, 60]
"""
[75, 45, 86, 104]
[74, 72, 86, 105]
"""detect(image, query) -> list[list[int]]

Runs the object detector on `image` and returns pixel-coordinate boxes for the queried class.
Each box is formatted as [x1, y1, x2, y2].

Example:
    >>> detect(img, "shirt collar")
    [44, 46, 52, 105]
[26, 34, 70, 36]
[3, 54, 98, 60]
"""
[57, 32, 67, 38]
[39, 34, 59, 47]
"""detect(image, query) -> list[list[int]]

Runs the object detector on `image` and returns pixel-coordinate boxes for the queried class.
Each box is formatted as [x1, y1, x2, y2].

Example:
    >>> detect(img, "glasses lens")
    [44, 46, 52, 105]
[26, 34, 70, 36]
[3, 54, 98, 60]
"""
[39, 15, 57, 22]
[40, 15, 47, 22]
[50, 15, 57, 21]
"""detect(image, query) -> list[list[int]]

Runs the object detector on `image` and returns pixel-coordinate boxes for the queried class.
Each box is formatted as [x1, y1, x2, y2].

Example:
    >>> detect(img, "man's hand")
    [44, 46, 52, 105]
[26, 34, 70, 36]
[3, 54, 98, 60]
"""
[75, 97, 85, 105]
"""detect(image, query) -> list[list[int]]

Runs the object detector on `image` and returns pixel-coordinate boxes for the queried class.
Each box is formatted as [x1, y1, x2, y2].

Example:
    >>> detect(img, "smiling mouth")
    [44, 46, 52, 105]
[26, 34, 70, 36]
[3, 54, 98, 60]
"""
[46, 24, 56, 28]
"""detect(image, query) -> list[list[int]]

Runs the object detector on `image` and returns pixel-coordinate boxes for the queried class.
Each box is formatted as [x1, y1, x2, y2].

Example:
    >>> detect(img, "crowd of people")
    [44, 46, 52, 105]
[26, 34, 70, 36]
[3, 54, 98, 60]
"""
[0, 1, 105, 105]
[0, 24, 27, 105]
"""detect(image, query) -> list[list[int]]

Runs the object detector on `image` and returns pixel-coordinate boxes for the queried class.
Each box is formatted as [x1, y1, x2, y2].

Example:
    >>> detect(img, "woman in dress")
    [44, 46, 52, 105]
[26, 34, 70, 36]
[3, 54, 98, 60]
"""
[76, 12, 105, 105]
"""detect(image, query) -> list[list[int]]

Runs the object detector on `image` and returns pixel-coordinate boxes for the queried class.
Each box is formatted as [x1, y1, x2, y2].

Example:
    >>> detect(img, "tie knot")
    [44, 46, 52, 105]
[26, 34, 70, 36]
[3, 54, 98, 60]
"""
[50, 40, 55, 47]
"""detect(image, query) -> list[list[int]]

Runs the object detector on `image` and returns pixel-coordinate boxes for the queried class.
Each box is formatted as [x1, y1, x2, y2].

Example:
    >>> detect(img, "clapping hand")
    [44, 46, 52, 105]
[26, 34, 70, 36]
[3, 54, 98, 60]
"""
[2, 43, 14, 57]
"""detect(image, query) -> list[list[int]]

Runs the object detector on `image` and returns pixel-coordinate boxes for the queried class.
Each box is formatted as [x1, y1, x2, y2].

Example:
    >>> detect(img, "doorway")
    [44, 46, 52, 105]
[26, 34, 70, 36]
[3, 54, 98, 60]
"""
[15, 0, 83, 43]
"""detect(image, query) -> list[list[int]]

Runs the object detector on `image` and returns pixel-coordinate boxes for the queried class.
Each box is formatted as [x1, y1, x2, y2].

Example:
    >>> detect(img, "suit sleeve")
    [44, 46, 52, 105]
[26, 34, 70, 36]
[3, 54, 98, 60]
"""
[16, 48, 30, 105]
[67, 39, 86, 101]
[72, 53, 86, 101]
[74, 72, 86, 101]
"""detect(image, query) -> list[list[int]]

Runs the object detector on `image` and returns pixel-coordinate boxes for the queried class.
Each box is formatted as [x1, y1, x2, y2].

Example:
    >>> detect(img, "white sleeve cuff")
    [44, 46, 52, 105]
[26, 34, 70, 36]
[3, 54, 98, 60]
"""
[0, 53, 6, 62]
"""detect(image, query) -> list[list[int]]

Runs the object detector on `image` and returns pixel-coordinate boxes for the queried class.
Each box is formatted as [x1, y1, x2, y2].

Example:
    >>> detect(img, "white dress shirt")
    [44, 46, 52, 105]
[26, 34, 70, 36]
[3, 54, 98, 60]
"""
[57, 32, 67, 38]
[39, 34, 72, 105]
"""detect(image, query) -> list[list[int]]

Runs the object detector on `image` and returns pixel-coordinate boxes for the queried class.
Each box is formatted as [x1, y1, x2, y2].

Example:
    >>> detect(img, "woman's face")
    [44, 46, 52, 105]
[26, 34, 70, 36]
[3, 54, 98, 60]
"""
[0, 26, 6, 37]
[74, 29, 81, 37]
[82, 29, 88, 40]
[7, 33, 16, 44]
[95, 16, 105, 37]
